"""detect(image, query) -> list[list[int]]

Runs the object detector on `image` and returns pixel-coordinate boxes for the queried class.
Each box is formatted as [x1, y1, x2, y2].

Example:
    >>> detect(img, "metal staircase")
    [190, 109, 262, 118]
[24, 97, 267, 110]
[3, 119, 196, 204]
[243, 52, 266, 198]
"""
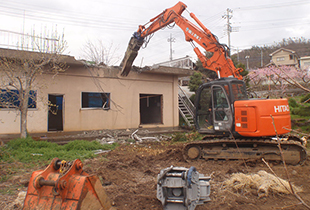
[178, 85, 195, 128]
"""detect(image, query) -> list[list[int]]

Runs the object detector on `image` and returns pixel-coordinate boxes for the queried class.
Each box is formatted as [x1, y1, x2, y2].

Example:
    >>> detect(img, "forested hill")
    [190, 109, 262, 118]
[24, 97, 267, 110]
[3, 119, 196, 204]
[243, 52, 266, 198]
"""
[231, 37, 310, 69]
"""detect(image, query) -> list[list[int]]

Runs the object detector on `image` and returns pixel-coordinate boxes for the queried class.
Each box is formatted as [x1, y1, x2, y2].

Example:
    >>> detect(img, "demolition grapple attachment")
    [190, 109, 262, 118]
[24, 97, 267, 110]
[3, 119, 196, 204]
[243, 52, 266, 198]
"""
[120, 32, 144, 76]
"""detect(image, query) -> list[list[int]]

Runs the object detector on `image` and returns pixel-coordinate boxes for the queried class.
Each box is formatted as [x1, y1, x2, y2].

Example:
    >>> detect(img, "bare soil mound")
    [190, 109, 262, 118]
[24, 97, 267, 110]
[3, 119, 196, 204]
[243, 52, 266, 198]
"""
[1, 141, 310, 210]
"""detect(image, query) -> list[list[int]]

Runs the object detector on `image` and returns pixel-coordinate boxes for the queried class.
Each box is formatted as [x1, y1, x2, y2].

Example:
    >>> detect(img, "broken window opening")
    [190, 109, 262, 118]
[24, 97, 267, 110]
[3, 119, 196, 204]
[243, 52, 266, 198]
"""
[140, 94, 163, 125]
[82, 92, 110, 110]
[0, 89, 36, 109]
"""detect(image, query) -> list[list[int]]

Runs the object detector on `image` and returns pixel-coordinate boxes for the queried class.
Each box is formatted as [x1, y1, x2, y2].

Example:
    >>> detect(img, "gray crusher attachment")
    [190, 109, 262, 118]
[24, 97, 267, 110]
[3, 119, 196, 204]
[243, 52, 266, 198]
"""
[157, 166, 211, 210]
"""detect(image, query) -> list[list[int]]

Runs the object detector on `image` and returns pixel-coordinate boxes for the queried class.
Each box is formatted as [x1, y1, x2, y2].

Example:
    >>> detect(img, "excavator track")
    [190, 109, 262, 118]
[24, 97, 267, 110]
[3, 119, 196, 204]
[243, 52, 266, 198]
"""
[183, 136, 308, 165]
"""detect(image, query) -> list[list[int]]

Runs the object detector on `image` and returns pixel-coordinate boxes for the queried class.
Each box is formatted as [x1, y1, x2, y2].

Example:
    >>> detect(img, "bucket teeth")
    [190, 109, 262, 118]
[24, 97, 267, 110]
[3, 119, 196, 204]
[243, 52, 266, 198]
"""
[23, 158, 114, 210]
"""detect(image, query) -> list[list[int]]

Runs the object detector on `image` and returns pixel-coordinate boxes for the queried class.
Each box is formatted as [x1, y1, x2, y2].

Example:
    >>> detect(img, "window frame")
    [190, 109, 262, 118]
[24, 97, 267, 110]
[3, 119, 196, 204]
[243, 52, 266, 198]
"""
[231, 82, 248, 101]
[0, 89, 37, 110]
[81, 92, 110, 110]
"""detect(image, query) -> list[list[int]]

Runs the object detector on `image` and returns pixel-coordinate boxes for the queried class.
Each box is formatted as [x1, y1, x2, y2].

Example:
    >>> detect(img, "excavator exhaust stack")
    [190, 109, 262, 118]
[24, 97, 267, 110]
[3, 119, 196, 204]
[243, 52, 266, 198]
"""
[23, 158, 115, 210]
[120, 32, 144, 77]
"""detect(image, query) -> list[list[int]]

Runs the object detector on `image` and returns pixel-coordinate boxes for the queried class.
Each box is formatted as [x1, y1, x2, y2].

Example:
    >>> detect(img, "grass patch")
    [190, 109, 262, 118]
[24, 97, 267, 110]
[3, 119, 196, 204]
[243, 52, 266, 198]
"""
[0, 137, 118, 163]
[171, 131, 204, 142]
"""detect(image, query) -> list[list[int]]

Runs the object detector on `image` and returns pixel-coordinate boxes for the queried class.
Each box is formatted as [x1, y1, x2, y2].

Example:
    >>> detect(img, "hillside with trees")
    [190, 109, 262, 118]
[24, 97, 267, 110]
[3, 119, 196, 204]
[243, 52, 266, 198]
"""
[231, 37, 310, 69]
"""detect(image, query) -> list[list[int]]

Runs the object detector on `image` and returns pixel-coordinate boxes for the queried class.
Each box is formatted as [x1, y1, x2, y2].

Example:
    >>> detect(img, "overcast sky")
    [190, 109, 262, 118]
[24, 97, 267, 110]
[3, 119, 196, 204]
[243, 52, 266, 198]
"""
[0, 0, 309, 66]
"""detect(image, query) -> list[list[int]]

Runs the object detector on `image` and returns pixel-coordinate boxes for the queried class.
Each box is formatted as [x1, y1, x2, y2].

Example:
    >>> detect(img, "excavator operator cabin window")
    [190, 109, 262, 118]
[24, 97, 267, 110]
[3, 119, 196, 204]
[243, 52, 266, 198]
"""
[223, 84, 230, 98]
[196, 87, 213, 131]
[231, 83, 247, 101]
[213, 87, 228, 108]
[213, 86, 229, 121]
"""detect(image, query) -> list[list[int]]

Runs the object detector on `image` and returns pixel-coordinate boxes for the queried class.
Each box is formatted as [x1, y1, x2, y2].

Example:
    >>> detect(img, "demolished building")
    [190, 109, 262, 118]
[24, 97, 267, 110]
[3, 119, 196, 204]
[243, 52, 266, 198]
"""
[0, 48, 192, 135]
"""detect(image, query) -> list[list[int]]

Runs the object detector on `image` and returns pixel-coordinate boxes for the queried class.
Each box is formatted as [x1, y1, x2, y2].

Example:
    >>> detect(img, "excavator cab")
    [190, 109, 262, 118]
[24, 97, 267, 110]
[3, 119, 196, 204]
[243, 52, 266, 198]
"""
[195, 78, 247, 135]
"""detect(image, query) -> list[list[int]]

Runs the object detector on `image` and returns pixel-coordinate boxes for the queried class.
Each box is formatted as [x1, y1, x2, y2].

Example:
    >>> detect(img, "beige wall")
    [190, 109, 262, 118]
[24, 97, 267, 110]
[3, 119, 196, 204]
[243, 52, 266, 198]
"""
[0, 65, 182, 134]
[271, 50, 298, 67]
[300, 56, 310, 70]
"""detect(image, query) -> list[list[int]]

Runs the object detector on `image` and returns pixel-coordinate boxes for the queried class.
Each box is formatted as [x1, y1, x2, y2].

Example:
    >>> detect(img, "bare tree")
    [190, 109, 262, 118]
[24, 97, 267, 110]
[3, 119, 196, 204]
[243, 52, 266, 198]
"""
[82, 39, 120, 66]
[0, 32, 67, 138]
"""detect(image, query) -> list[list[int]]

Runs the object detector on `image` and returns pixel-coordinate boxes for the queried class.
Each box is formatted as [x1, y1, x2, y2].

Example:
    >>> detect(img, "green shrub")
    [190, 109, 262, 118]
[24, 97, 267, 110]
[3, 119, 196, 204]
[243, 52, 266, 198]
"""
[171, 131, 204, 142]
[291, 106, 310, 116]
[300, 93, 310, 103]
[172, 132, 187, 142]
[288, 98, 299, 108]
[186, 131, 203, 142]
[189, 94, 196, 104]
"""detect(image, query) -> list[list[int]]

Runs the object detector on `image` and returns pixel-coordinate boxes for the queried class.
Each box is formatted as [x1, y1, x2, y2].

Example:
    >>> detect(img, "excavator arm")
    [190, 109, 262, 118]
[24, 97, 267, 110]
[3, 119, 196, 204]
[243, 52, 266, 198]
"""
[120, 1, 243, 79]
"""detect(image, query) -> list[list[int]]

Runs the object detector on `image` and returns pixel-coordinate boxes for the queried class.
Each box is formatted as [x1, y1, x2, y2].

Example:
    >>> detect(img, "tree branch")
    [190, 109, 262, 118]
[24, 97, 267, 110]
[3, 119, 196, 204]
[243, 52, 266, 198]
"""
[266, 115, 310, 209]
[274, 65, 310, 92]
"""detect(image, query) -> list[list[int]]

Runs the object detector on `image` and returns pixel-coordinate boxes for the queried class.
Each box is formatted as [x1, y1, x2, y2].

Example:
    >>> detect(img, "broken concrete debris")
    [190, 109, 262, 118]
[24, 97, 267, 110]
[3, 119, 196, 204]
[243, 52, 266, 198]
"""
[95, 129, 172, 145]
[131, 129, 161, 143]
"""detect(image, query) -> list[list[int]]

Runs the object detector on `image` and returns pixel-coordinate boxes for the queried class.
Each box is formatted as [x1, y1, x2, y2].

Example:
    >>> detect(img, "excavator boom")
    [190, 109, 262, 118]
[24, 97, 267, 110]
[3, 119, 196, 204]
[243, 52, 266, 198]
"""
[120, 1, 242, 79]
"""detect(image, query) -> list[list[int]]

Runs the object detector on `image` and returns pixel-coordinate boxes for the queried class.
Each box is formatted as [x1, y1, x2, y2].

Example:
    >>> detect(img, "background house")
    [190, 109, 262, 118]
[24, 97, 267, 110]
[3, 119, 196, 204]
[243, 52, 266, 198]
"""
[268, 48, 310, 72]
[269, 48, 300, 67]
[0, 49, 192, 135]
[300, 56, 310, 71]
[152, 56, 196, 87]
[152, 55, 196, 70]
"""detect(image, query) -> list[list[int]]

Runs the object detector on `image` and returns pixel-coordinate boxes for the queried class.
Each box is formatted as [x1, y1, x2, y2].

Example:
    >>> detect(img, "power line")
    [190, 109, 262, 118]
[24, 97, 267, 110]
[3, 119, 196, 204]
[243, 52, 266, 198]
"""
[235, 0, 310, 10]
[0, 3, 139, 30]
[0, 29, 58, 41]
[239, 21, 310, 32]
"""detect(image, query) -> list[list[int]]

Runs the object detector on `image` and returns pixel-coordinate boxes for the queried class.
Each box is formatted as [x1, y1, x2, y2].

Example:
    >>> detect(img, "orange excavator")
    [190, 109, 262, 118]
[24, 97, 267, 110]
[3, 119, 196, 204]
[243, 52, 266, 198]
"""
[120, 1, 307, 165]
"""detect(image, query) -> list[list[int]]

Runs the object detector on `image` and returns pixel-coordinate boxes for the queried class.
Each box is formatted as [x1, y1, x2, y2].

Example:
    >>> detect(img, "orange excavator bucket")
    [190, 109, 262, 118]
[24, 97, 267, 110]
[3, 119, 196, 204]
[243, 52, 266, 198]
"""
[23, 158, 115, 210]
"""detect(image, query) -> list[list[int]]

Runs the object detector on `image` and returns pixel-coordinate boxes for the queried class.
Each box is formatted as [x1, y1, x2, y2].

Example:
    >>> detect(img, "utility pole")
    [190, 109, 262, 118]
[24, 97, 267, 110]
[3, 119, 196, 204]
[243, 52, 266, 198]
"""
[222, 8, 233, 54]
[261, 49, 263, 67]
[22, 10, 25, 50]
[245, 55, 250, 70]
[237, 47, 240, 62]
[167, 33, 175, 61]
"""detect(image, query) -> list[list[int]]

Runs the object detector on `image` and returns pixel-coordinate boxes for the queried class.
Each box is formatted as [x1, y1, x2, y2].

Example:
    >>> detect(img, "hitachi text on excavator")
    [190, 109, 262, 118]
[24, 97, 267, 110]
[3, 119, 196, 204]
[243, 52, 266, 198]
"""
[120, 1, 307, 165]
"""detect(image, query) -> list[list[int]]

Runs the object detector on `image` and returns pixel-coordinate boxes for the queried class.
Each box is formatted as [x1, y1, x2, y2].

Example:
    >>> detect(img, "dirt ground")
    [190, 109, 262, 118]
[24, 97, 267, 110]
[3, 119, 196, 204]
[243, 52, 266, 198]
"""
[1, 141, 310, 210]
